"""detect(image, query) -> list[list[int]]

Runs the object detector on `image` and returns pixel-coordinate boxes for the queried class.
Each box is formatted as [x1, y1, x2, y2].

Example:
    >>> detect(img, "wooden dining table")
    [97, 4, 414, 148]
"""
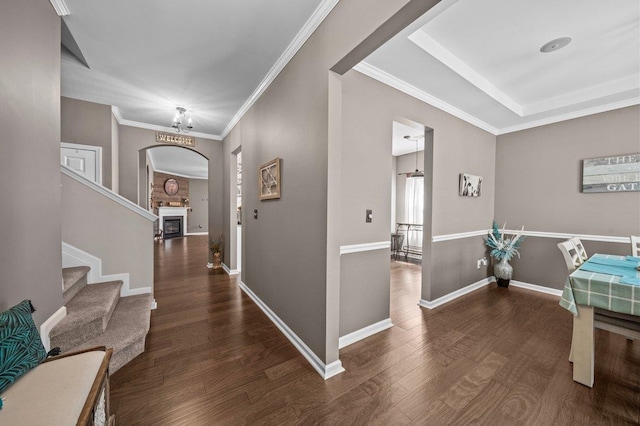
[559, 253, 640, 387]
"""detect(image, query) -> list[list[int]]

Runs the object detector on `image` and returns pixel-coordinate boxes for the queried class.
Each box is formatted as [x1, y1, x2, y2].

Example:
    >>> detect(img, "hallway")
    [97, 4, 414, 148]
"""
[109, 236, 639, 425]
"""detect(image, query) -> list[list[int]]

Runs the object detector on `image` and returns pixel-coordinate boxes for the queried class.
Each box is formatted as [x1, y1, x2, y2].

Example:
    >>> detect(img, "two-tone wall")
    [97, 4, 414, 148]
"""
[495, 106, 640, 290]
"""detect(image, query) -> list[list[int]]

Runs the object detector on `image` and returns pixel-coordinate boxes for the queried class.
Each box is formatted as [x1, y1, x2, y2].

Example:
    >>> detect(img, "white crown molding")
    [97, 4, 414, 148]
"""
[110, 107, 222, 141]
[497, 97, 640, 135]
[408, 30, 523, 116]
[340, 241, 390, 255]
[62, 165, 158, 222]
[354, 62, 499, 135]
[339, 318, 393, 349]
[50, 0, 70, 16]
[111, 105, 123, 123]
[221, 0, 340, 139]
[239, 280, 345, 380]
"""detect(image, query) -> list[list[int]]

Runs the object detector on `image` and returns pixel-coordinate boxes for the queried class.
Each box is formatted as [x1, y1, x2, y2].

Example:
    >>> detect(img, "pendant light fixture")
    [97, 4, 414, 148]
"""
[405, 135, 424, 178]
[171, 107, 193, 133]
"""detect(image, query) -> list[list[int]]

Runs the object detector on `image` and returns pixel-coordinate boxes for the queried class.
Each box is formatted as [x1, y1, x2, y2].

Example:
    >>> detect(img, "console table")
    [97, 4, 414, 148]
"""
[394, 223, 423, 260]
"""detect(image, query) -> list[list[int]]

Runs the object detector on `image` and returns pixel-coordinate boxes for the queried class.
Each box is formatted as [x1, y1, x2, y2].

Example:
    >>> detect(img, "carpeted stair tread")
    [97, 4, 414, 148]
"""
[62, 266, 90, 304]
[71, 293, 152, 373]
[50, 281, 122, 350]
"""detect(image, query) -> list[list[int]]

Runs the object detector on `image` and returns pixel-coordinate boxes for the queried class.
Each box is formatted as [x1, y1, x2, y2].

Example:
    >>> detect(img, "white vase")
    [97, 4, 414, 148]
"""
[494, 257, 513, 287]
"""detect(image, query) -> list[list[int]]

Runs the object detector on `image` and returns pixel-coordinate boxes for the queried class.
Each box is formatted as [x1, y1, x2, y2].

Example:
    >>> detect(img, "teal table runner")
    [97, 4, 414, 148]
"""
[560, 254, 640, 316]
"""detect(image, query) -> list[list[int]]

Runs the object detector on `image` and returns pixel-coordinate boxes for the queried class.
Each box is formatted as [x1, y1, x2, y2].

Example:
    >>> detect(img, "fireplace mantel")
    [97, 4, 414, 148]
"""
[158, 207, 188, 238]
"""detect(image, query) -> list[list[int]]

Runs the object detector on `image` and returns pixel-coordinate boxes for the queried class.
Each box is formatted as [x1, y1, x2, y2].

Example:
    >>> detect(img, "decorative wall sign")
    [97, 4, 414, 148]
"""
[156, 132, 195, 147]
[259, 158, 281, 200]
[582, 153, 640, 193]
[459, 173, 482, 197]
[164, 178, 179, 196]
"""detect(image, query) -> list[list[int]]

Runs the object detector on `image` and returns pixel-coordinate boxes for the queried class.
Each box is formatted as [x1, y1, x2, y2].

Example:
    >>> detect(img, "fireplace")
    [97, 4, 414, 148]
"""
[163, 216, 183, 239]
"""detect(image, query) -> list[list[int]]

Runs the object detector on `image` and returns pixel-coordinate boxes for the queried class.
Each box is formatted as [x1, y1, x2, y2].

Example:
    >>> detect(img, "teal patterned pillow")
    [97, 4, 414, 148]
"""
[0, 300, 47, 395]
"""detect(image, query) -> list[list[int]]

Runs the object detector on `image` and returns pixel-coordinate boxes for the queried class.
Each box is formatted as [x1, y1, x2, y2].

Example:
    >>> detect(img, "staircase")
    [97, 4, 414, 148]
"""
[50, 266, 152, 373]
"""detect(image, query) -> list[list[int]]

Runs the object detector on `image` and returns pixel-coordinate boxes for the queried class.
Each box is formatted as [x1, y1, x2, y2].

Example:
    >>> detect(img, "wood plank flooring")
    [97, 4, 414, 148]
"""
[110, 236, 640, 425]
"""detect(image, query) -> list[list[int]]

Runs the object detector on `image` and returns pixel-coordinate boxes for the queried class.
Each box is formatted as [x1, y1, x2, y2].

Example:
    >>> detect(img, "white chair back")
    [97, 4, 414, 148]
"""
[631, 235, 640, 257]
[558, 240, 583, 273]
[569, 237, 588, 263]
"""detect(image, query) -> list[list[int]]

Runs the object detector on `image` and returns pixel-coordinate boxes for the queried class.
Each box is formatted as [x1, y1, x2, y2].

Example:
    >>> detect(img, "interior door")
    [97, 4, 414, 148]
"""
[61, 142, 102, 185]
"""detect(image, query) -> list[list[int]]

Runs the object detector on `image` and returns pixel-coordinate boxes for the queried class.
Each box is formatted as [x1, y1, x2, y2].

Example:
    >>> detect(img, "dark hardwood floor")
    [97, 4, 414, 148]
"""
[111, 236, 640, 425]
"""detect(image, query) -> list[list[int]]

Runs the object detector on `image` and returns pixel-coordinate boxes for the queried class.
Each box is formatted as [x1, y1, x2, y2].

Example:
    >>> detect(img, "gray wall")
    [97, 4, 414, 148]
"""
[222, 0, 418, 365]
[0, 0, 62, 325]
[340, 70, 496, 307]
[61, 174, 154, 290]
[188, 178, 209, 233]
[117, 125, 223, 252]
[61, 97, 114, 189]
[496, 106, 640, 289]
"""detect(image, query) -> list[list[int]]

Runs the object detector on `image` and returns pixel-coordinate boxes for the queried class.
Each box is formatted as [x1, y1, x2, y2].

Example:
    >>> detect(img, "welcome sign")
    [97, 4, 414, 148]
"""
[156, 132, 195, 147]
[582, 153, 640, 193]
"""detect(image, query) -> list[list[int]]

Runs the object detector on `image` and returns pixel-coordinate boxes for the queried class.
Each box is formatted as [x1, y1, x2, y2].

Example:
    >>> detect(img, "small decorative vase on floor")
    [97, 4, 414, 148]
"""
[494, 257, 513, 288]
[212, 252, 222, 269]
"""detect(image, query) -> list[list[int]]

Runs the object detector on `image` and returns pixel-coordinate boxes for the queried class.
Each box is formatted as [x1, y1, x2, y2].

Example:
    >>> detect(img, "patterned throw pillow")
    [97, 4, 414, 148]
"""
[0, 300, 47, 396]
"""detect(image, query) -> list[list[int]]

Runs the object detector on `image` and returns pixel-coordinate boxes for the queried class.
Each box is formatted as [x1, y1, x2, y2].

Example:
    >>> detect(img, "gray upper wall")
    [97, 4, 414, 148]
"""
[0, 0, 62, 325]
[222, 0, 422, 365]
[61, 97, 114, 190]
[496, 106, 640, 289]
[496, 106, 640, 236]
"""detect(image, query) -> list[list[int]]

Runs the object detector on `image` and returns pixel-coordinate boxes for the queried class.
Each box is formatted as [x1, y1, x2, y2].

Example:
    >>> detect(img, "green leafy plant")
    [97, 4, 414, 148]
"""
[485, 220, 525, 261]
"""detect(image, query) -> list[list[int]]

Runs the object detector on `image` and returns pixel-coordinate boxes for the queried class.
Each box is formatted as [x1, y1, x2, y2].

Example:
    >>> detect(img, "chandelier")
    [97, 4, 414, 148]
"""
[172, 107, 193, 133]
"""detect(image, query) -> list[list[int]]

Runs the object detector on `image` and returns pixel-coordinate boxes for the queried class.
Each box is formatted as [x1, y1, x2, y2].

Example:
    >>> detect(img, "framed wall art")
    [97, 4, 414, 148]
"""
[459, 173, 482, 197]
[259, 157, 281, 200]
[582, 153, 640, 193]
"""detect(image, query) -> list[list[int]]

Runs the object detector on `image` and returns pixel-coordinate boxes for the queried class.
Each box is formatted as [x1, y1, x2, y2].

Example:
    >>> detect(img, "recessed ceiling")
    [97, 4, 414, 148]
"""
[359, 0, 640, 134]
[148, 146, 208, 179]
[392, 121, 424, 156]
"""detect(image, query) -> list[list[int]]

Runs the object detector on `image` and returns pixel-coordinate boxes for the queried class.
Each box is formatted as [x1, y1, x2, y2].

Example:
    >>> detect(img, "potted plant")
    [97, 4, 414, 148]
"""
[209, 233, 225, 269]
[484, 220, 525, 287]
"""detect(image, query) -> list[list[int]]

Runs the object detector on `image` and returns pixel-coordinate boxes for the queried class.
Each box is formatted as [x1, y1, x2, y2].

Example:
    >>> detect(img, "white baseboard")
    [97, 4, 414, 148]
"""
[239, 281, 345, 380]
[222, 263, 239, 276]
[185, 231, 208, 236]
[508, 279, 563, 297]
[40, 306, 67, 352]
[62, 242, 152, 298]
[419, 276, 563, 310]
[339, 318, 393, 349]
[420, 277, 493, 309]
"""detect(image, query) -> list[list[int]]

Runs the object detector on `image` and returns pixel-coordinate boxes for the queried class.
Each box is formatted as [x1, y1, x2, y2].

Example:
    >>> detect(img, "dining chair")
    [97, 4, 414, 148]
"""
[557, 240, 583, 272]
[569, 237, 589, 263]
[631, 235, 640, 257]
[558, 239, 639, 364]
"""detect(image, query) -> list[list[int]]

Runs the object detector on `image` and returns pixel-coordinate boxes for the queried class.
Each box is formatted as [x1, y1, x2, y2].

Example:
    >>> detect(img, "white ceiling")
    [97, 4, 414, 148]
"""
[148, 146, 208, 179]
[362, 0, 640, 135]
[58, 0, 639, 170]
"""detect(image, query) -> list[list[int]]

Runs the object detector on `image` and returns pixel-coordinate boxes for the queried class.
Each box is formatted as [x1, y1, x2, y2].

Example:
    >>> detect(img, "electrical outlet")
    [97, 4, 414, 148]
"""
[365, 209, 373, 223]
[477, 257, 488, 268]
[477, 259, 482, 269]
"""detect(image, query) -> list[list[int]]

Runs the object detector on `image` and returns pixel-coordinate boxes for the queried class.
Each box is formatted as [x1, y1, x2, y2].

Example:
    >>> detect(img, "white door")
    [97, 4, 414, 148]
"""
[61, 143, 102, 185]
